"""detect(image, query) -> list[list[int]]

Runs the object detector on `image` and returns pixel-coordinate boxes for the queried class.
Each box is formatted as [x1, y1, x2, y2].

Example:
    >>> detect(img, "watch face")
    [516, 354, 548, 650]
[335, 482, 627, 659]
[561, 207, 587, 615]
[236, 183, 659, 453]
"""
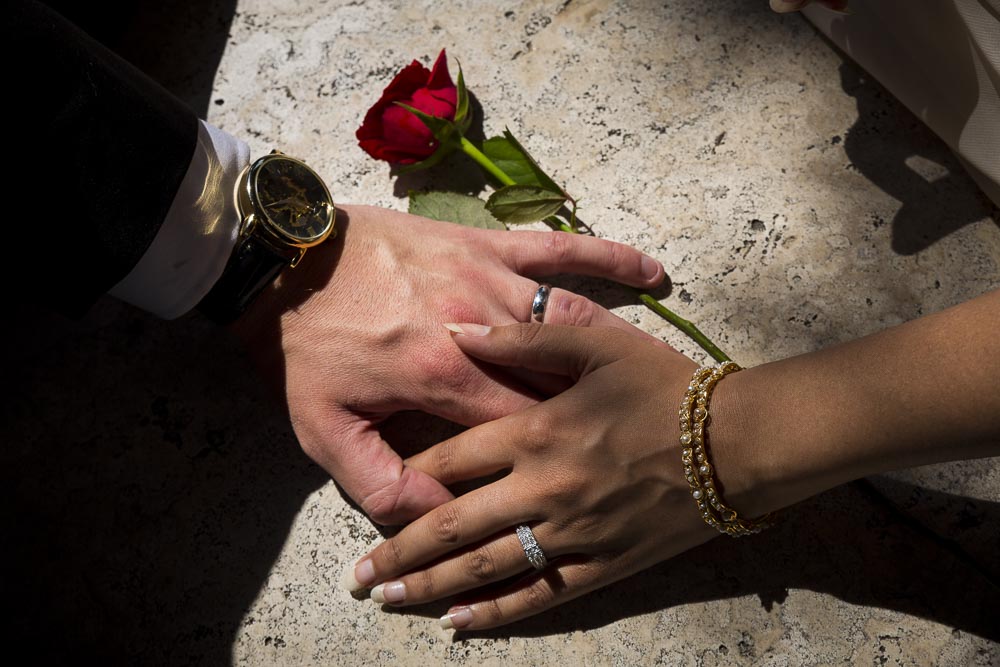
[253, 156, 334, 244]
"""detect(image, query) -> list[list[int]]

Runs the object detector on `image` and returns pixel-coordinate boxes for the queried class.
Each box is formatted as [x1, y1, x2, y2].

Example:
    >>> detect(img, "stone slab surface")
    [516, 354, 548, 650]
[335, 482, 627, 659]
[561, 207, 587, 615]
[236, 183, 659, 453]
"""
[2, 0, 998, 665]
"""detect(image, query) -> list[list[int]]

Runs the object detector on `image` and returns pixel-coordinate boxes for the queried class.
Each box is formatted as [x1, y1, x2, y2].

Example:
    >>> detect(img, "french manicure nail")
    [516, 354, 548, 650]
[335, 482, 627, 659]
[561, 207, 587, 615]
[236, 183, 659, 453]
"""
[371, 581, 406, 604]
[341, 558, 376, 592]
[443, 323, 492, 336]
[439, 606, 474, 630]
[641, 255, 661, 281]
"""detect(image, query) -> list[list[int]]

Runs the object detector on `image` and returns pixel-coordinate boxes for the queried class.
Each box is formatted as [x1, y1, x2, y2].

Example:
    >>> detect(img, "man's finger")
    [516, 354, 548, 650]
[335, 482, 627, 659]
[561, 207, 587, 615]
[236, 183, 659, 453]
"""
[303, 411, 454, 526]
[540, 287, 673, 350]
[496, 230, 664, 288]
[444, 323, 627, 381]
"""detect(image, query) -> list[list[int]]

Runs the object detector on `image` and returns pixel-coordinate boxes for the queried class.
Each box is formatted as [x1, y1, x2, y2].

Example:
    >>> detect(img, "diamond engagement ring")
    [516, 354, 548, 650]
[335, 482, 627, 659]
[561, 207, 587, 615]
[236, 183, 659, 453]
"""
[515, 524, 548, 571]
[531, 284, 552, 323]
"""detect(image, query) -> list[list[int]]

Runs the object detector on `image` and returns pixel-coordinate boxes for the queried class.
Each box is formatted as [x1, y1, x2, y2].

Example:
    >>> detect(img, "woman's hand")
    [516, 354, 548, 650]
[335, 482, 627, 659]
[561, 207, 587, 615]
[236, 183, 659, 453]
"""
[341, 322, 763, 630]
[235, 206, 668, 526]
[341, 289, 1000, 629]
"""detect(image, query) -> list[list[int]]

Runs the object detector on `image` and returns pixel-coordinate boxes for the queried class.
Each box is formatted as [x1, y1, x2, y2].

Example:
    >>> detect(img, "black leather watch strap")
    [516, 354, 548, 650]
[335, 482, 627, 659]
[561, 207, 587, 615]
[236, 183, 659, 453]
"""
[197, 235, 292, 324]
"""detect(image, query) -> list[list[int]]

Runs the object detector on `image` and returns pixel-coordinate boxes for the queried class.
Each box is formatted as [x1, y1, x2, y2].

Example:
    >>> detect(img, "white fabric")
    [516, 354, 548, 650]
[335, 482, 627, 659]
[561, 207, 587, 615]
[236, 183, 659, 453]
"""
[803, 0, 1000, 206]
[110, 120, 250, 319]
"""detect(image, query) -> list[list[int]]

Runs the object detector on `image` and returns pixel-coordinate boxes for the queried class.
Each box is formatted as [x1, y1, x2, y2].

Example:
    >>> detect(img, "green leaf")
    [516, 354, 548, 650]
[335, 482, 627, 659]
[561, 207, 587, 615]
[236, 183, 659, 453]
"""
[394, 145, 451, 174]
[482, 130, 565, 196]
[395, 103, 457, 144]
[454, 63, 470, 126]
[485, 185, 566, 224]
[409, 190, 506, 230]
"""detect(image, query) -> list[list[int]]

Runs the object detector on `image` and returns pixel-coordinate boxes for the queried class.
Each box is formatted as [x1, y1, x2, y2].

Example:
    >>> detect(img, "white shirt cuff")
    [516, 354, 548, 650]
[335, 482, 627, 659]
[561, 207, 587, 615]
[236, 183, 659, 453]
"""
[110, 120, 251, 319]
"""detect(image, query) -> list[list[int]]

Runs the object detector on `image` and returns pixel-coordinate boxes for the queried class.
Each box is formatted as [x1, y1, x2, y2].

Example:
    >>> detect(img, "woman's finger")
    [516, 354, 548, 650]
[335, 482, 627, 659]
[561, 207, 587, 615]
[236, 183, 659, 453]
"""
[444, 322, 630, 381]
[493, 229, 664, 288]
[341, 477, 533, 592]
[369, 524, 562, 607]
[439, 557, 611, 630]
[404, 412, 524, 485]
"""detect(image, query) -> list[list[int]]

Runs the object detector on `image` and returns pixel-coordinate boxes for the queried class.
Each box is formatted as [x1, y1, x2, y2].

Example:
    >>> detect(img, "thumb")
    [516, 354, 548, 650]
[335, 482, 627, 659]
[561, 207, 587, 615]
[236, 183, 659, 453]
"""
[306, 412, 454, 526]
[443, 322, 626, 381]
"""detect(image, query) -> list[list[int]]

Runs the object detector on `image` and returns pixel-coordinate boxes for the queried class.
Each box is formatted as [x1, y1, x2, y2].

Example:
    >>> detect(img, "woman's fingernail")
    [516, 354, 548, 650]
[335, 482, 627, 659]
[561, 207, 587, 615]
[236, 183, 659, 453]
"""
[443, 323, 492, 336]
[341, 558, 376, 592]
[641, 256, 661, 281]
[439, 606, 474, 630]
[370, 581, 406, 604]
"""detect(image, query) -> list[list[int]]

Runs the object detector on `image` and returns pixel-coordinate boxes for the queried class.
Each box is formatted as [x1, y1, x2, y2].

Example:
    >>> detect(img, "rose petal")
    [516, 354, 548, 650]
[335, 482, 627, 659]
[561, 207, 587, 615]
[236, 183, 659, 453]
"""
[426, 49, 453, 91]
[356, 51, 456, 164]
[382, 59, 433, 102]
[381, 104, 437, 156]
[409, 87, 456, 120]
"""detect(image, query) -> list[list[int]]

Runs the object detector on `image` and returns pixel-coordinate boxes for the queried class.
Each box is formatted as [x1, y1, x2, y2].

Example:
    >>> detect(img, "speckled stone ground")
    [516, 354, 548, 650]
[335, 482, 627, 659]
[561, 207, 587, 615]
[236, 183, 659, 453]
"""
[3, 1, 999, 665]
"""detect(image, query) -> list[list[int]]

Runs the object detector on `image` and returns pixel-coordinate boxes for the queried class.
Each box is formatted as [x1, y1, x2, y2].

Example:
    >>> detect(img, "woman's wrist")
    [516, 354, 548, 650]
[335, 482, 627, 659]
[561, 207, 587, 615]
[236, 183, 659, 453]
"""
[695, 365, 782, 520]
[701, 357, 854, 522]
[703, 290, 1000, 525]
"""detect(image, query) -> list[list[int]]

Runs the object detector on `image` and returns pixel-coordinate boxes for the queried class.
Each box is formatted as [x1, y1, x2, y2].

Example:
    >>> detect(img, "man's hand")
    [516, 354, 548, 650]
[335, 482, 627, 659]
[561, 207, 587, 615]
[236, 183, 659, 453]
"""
[234, 205, 667, 525]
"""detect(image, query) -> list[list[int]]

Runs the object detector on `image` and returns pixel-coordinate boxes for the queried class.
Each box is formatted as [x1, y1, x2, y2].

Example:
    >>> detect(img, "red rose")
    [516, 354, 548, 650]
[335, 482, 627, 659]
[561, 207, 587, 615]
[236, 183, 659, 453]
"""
[356, 49, 458, 164]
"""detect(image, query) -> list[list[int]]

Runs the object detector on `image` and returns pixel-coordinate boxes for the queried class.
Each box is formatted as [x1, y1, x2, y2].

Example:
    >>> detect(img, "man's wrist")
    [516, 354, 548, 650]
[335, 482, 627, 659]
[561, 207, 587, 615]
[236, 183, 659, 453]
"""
[110, 121, 249, 319]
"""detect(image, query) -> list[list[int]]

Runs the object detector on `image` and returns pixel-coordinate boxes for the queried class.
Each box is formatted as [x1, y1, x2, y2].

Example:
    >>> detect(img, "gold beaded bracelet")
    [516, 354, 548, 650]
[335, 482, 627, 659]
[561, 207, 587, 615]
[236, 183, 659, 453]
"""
[679, 362, 773, 536]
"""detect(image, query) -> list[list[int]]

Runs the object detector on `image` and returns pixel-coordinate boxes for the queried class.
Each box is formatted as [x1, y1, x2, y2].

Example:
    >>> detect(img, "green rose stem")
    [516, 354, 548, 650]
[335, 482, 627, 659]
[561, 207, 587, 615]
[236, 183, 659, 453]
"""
[459, 138, 574, 234]
[457, 136, 730, 362]
[635, 292, 731, 362]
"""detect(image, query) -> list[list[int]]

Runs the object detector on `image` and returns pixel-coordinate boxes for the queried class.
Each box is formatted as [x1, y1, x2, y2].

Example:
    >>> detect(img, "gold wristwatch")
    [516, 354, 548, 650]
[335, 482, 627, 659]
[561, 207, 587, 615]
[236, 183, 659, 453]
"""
[198, 150, 336, 323]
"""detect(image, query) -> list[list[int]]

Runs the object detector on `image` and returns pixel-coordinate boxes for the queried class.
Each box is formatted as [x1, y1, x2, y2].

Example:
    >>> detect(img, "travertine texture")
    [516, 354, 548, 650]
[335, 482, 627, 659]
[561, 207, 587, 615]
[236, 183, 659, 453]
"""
[3, 1, 998, 665]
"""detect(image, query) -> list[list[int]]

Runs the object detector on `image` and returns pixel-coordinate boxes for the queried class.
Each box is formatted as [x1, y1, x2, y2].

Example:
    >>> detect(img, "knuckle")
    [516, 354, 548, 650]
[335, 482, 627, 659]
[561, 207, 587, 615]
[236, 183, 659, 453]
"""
[430, 505, 462, 544]
[464, 547, 498, 583]
[521, 580, 555, 611]
[411, 569, 436, 599]
[376, 538, 405, 571]
[545, 470, 583, 504]
[434, 295, 483, 325]
[602, 238, 625, 269]
[544, 232, 577, 266]
[481, 598, 505, 624]
[561, 294, 596, 327]
[518, 411, 556, 454]
[411, 346, 474, 395]
[361, 488, 403, 527]
[432, 439, 457, 481]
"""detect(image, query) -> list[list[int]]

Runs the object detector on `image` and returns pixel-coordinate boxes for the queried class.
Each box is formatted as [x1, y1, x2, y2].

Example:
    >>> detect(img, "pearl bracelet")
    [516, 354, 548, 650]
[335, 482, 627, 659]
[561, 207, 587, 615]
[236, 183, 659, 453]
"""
[679, 362, 773, 536]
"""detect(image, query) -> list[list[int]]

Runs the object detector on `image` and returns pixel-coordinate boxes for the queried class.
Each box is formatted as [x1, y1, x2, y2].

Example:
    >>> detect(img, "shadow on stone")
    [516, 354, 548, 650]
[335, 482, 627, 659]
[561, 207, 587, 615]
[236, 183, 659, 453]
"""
[0, 303, 328, 665]
[835, 54, 995, 255]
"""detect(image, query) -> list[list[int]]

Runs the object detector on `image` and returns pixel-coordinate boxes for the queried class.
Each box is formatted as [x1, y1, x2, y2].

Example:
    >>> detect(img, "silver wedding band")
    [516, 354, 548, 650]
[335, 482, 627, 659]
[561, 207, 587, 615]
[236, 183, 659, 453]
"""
[515, 524, 548, 571]
[531, 284, 552, 323]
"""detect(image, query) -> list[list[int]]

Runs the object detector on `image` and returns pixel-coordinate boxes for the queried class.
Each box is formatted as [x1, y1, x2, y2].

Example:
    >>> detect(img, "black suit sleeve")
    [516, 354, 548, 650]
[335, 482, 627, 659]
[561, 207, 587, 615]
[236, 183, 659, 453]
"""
[8, 0, 199, 317]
